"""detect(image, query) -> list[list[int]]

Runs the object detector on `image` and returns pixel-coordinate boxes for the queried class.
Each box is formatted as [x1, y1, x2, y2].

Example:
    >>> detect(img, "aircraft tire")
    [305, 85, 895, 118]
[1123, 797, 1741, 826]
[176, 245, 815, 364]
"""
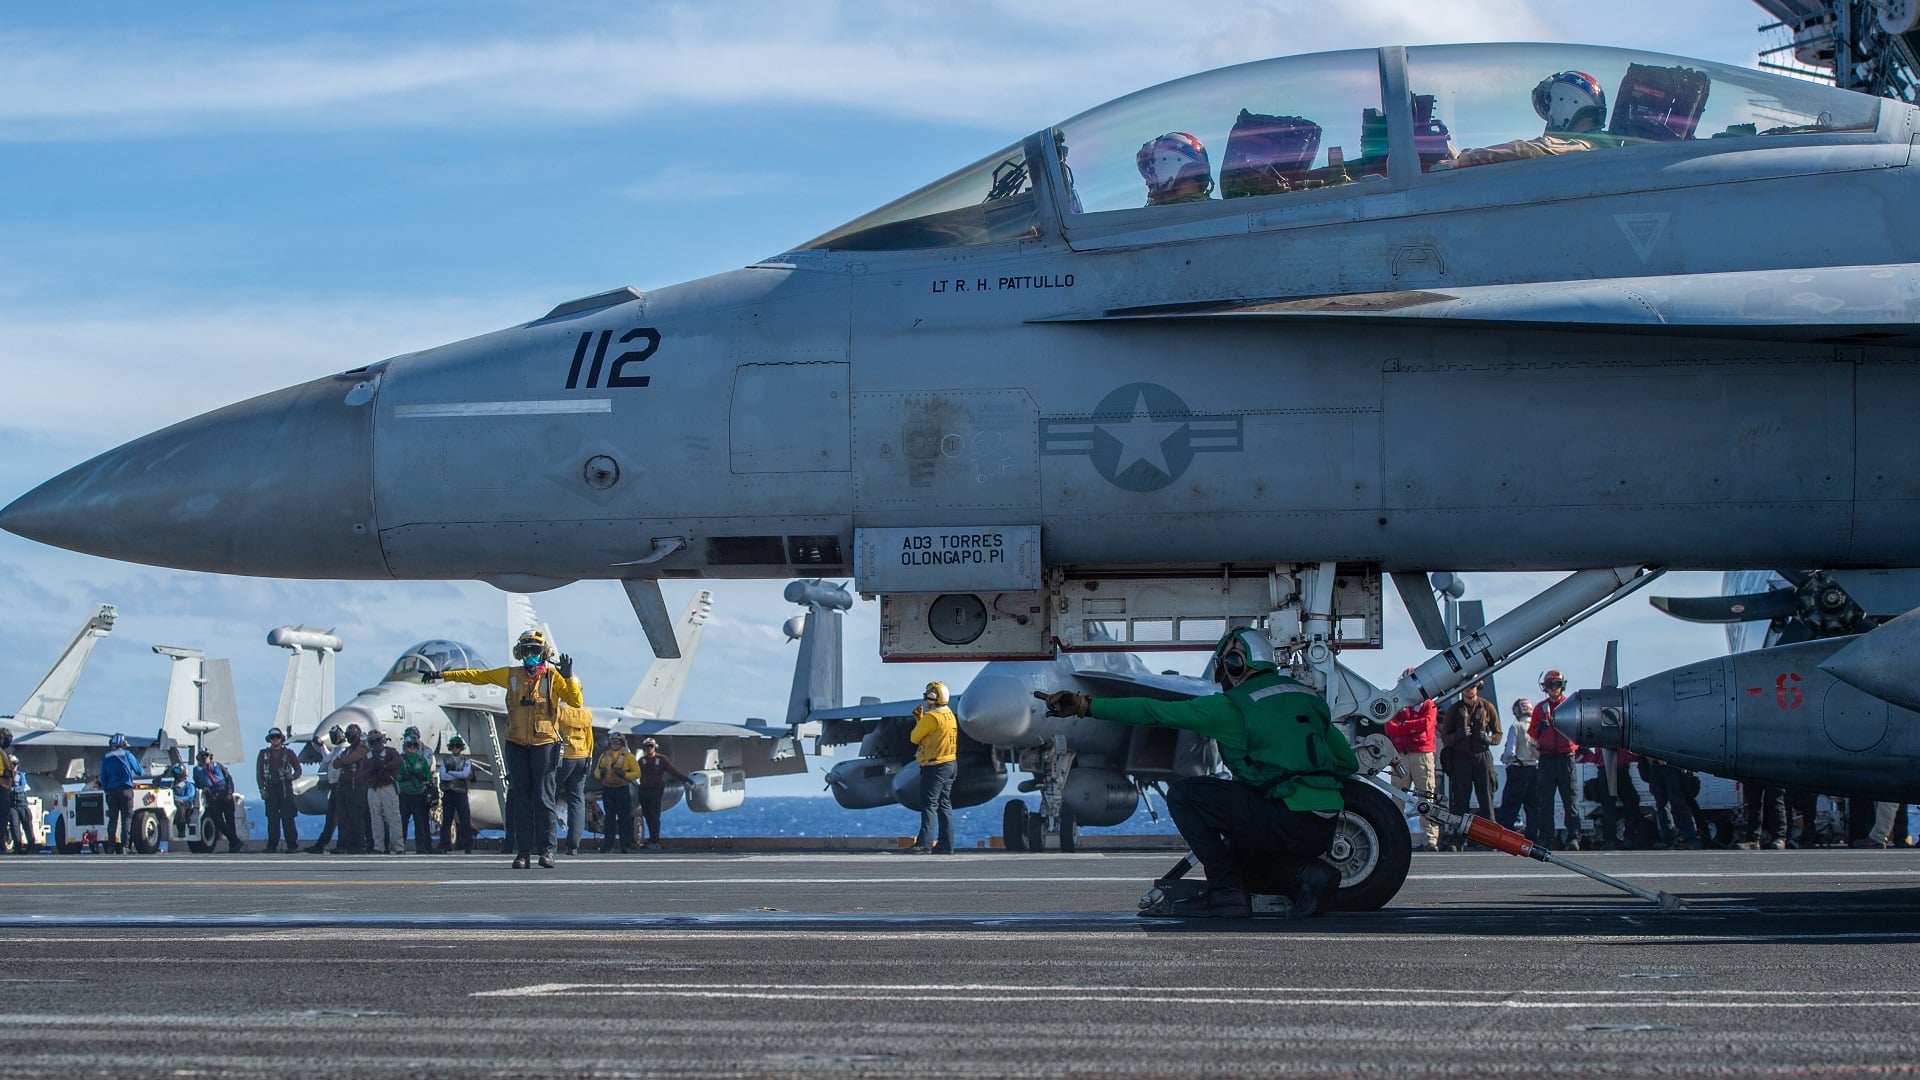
[1025, 813, 1045, 853]
[1058, 807, 1077, 853]
[1325, 778, 1411, 912]
[1002, 800, 1028, 852]
[53, 817, 80, 855]
[130, 810, 163, 855]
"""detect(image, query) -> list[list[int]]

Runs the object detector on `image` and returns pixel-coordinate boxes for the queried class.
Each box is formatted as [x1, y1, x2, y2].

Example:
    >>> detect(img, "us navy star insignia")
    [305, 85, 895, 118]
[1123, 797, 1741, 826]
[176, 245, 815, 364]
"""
[1040, 382, 1244, 492]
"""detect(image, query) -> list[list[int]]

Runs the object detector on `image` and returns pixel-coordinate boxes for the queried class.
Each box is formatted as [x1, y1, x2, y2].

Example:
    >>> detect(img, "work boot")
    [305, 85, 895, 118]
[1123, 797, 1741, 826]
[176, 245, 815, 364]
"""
[538, 853, 556, 869]
[512, 853, 530, 870]
[304, 844, 326, 854]
[1288, 861, 1340, 920]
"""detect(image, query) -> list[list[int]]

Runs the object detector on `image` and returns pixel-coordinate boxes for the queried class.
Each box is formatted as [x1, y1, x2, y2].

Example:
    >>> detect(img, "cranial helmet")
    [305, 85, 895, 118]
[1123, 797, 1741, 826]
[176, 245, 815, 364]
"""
[923, 681, 950, 707]
[403, 726, 421, 742]
[108, 733, 129, 749]
[170, 764, 186, 778]
[266, 727, 285, 742]
[1212, 628, 1278, 689]
[512, 630, 552, 663]
[345, 723, 364, 743]
[368, 728, 387, 742]
[1532, 71, 1607, 133]
[328, 724, 344, 742]
[447, 736, 465, 750]
[1540, 669, 1567, 691]
[1136, 132, 1213, 196]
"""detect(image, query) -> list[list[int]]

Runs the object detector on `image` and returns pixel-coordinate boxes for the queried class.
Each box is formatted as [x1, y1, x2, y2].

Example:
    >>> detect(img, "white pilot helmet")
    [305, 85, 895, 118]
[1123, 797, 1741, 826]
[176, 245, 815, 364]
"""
[1135, 132, 1212, 195]
[1532, 71, 1607, 133]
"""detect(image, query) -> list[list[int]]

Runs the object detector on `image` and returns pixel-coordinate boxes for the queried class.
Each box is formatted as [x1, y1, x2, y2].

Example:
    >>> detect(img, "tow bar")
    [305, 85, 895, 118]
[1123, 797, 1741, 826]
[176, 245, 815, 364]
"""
[1412, 793, 1685, 910]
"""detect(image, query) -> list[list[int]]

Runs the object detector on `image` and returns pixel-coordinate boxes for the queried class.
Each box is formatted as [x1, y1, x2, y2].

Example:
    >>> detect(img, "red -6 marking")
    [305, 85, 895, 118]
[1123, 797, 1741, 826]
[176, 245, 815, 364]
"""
[1775, 672, 1804, 710]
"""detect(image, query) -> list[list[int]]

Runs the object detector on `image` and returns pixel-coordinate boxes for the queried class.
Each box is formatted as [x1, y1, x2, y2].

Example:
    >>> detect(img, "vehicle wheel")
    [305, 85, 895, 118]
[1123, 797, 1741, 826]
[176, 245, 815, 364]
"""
[54, 817, 80, 855]
[1058, 807, 1077, 853]
[189, 816, 215, 854]
[1325, 778, 1413, 912]
[130, 810, 163, 855]
[1002, 800, 1028, 852]
[1025, 812, 1045, 853]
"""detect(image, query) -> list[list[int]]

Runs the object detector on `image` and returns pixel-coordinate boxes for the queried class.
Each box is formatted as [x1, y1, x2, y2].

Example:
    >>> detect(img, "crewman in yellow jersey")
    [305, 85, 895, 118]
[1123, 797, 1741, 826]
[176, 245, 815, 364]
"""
[426, 629, 581, 869]
[905, 681, 959, 855]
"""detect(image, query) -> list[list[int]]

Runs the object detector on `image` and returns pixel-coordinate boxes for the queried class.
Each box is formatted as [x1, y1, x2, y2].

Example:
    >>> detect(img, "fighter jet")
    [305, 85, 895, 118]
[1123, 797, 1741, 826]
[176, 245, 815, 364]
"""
[1555, 569, 1920, 805]
[10, 42, 1920, 904]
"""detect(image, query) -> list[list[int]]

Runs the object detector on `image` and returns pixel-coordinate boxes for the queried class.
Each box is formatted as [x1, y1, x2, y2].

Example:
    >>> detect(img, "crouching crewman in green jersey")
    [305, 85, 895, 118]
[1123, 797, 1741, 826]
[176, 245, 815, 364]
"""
[1037, 628, 1356, 919]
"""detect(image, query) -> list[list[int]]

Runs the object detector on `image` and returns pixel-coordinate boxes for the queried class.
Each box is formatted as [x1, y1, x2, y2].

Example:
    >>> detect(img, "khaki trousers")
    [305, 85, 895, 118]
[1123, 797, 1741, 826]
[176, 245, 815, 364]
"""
[1392, 749, 1439, 848]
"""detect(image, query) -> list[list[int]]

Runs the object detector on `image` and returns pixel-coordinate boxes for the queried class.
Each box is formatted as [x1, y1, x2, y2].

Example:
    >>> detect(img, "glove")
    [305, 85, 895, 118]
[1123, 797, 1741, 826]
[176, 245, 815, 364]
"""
[420, 670, 442, 683]
[1033, 690, 1091, 718]
[557, 653, 574, 680]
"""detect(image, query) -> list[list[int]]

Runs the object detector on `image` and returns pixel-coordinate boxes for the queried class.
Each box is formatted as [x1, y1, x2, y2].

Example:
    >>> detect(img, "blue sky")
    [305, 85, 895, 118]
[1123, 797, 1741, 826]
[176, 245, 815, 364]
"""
[1, 1, 1779, 799]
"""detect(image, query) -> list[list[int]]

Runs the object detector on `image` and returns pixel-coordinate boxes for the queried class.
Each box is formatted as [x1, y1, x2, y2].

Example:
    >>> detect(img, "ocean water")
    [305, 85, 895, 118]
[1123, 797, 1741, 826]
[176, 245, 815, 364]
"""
[261, 794, 1181, 842]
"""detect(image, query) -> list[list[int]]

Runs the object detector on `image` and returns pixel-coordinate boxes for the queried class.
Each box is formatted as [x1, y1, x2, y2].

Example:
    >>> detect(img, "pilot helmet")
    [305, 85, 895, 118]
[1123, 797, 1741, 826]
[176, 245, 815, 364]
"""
[266, 727, 285, 743]
[1532, 71, 1607, 133]
[108, 733, 129, 749]
[1212, 628, 1277, 689]
[512, 630, 552, 664]
[447, 736, 466, 751]
[1136, 132, 1213, 199]
[923, 681, 949, 707]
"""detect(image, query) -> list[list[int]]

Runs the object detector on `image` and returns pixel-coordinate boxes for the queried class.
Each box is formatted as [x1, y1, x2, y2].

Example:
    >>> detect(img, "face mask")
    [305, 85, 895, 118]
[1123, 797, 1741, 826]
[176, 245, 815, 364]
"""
[522, 655, 543, 670]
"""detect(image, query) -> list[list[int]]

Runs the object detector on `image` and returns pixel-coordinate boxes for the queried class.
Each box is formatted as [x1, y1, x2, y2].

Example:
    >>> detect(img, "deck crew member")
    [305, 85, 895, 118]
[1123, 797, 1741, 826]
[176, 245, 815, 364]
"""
[635, 737, 690, 850]
[595, 732, 642, 853]
[428, 630, 579, 869]
[905, 682, 958, 855]
[1038, 629, 1355, 918]
[100, 733, 143, 855]
[437, 737, 475, 854]
[256, 727, 303, 853]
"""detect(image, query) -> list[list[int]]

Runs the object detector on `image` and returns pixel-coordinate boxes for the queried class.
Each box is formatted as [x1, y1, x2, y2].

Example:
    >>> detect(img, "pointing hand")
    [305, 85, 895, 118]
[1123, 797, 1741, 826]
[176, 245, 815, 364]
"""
[1033, 690, 1091, 718]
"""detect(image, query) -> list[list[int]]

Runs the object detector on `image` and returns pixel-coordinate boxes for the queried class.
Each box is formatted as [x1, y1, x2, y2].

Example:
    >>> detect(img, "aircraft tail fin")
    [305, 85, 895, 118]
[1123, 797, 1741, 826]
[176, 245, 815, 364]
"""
[267, 626, 343, 742]
[624, 589, 714, 717]
[199, 658, 244, 764]
[506, 593, 546, 658]
[9, 603, 116, 730]
[152, 645, 241, 761]
[783, 580, 853, 728]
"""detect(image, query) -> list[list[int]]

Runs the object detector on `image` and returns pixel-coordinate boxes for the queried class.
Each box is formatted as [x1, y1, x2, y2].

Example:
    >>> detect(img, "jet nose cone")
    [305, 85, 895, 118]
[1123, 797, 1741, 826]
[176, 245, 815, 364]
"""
[3, 372, 388, 577]
[1552, 689, 1627, 750]
[955, 675, 1038, 746]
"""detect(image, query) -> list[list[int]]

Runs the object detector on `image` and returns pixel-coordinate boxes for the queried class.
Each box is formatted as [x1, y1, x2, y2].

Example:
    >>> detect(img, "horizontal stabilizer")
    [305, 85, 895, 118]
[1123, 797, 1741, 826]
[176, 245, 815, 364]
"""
[1650, 589, 1797, 624]
[1035, 264, 1920, 345]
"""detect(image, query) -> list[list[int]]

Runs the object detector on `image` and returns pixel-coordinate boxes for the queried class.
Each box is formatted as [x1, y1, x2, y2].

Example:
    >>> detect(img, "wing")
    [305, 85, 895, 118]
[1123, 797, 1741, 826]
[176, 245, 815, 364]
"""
[807, 697, 924, 722]
[1035, 264, 1920, 345]
[621, 718, 808, 779]
[1072, 669, 1214, 702]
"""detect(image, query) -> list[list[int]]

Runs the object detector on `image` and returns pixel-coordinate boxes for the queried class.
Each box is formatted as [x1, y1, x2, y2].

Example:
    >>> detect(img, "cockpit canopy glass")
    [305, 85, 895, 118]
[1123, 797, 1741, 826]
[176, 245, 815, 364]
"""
[385, 640, 489, 682]
[1055, 49, 1385, 214]
[1409, 43, 1880, 173]
[800, 141, 1039, 251]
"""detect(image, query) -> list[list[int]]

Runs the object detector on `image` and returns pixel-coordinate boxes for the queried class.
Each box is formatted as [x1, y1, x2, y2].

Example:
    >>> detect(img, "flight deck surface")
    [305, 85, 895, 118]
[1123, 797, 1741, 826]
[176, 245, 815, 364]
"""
[2, 848, 1918, 1077]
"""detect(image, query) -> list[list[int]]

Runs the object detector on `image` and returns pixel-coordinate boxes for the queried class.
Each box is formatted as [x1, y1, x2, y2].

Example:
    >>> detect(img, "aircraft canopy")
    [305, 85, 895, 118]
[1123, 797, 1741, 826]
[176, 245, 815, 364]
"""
[799, 43, 1883, 250]
[384, 640, 490, 682]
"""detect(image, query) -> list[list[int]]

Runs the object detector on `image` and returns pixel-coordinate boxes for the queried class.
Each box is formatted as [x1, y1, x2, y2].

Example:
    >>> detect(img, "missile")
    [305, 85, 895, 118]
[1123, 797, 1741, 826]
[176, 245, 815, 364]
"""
[1555, 633, 1920, 803]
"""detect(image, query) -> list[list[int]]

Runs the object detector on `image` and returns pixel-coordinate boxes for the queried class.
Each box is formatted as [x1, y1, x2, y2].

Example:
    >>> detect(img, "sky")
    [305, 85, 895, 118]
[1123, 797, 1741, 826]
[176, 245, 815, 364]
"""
[0, 0, 1787, 800]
